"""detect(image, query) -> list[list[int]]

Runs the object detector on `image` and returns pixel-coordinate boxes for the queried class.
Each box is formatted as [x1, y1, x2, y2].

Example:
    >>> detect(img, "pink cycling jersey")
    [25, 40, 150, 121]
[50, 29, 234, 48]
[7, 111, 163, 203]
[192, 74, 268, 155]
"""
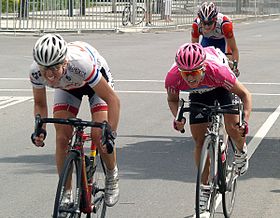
[165, 46, 236, 94]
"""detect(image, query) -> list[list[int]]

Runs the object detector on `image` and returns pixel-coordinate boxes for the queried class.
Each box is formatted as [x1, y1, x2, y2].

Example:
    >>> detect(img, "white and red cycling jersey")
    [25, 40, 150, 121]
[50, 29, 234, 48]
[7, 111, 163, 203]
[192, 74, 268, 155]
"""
[191, 12, 234, 40]
[29, 41, 114, 115]
[165, 46, 236, 94]
[29, 41, 113, 90]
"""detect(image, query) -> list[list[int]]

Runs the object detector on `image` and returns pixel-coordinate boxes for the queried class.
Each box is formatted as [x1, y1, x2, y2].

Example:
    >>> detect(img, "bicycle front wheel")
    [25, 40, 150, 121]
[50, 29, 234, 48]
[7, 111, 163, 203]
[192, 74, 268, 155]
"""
[91, 153, 107, 218]
[222, 137, 238, 218]
[195, 135, 218, 218]
[122, 6, 130, 26]
[53, 151, 82, 218]
[134, 6, 145, 25]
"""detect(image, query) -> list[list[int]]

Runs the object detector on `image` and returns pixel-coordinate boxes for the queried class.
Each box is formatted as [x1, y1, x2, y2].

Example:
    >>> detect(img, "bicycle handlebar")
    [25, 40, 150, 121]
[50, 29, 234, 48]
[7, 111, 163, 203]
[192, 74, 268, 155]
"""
[176, 99, 244, 133]
[34, 114, 114, 154]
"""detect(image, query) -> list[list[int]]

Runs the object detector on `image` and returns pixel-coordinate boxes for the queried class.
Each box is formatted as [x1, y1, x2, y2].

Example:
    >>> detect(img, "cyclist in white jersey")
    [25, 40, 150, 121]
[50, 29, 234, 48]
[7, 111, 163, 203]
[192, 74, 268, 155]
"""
[30, 34, 120, 207]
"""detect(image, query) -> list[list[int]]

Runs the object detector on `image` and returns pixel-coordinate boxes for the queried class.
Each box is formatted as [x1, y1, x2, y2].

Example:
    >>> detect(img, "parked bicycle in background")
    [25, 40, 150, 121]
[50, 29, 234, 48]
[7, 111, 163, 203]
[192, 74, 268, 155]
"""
[122, 0, 145, 26]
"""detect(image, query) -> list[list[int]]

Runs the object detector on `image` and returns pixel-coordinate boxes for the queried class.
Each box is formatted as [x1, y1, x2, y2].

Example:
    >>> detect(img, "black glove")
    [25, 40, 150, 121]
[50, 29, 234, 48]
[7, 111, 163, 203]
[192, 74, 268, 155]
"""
[102, 121, 116, 154]
[31, 128, 47, 147]
[232, 60, 240, 77]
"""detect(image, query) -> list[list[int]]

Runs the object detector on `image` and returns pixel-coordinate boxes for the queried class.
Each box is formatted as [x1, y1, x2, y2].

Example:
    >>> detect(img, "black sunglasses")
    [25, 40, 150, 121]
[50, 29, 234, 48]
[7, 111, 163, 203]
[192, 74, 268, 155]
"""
[202, 20, 215, 26]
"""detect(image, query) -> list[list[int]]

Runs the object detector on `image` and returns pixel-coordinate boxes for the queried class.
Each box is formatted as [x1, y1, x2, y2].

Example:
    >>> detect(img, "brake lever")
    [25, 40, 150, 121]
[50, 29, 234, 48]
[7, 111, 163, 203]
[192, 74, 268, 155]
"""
[175, 99, 186, 133]
[34, 114, 43, 136]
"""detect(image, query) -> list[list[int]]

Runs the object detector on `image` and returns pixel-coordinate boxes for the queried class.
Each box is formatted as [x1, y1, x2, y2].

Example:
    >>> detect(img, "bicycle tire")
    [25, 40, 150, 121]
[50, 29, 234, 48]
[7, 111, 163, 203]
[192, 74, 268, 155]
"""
[195, 135, 218, 218]
[122, 6, 130, 26]
[91, 152, 107, 218]
[53, 151, 82, 218]
[221, 137, 238, 218]
[134, 6, 145, 25]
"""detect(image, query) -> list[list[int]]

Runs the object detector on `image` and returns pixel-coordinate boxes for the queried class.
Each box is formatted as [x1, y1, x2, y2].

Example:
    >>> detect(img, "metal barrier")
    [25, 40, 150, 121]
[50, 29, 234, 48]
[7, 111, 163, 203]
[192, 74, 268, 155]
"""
[0, 0, 279, 32]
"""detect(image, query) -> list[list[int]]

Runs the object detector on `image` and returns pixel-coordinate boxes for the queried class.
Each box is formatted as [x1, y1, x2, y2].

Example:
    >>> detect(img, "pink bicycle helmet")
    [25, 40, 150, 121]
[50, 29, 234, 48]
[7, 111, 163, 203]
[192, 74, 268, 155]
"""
[175, 43, 206, 71]
[198, 2, 218, 22]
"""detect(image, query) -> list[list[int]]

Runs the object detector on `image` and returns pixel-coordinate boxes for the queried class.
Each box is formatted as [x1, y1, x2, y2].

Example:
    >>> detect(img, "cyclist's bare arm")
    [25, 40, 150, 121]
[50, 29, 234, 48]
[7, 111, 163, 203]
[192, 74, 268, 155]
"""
[226, 36, 239, 63]
[167, 91, 185, 131]
[230, 80, 252, 122]
[32, 87, 48, 146]
[167, 90, 179, 117]
[93, 77, 120, 131]
[33, 87, 48, 118]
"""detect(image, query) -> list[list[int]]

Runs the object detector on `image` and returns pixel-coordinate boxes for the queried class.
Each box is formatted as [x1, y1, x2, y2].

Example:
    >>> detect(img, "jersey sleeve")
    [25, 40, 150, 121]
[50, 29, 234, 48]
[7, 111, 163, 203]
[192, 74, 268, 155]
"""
[83, 60, 102, 88]
[68, 43, 102, 88]
[212, 65, 236, 90]
[165, 64, 181, 94]
[191, 18, 200, 39]
[29, 62, 46, 89]
[221, 16, 234, 39]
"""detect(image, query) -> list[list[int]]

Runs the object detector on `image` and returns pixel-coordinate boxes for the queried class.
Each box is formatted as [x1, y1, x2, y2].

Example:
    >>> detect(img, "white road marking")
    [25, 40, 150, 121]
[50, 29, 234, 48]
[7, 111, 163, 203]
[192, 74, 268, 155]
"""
[0, 96, 32, 109]
[214, 104, 280, 211]
[0, 88, 279, 96]
[1, 78, 280, 86]
[247, 104, 280, 158]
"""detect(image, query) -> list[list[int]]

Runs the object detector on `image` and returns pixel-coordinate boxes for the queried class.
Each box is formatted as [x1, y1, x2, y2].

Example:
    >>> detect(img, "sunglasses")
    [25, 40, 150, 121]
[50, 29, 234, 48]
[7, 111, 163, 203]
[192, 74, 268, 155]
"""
[39, 63, 62, 72]
[202, 20, 215, 26]
[179, 67, 204, 77]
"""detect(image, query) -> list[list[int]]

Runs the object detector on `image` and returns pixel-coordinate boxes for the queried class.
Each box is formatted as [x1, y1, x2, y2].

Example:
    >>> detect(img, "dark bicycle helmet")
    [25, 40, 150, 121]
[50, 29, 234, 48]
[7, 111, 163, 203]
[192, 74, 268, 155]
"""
[33, 34, 67, 67]
[198, 2, 218, 22]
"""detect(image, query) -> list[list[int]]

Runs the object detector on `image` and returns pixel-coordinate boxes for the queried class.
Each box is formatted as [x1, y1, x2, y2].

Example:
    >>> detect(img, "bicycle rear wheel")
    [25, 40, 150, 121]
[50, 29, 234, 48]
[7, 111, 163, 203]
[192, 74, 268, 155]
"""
[91, 152, 107, 218]
[195, 135, 218, 218]
[134, 6, 145, 25]
[122, 6, 130, 26]
[53, 151, 82, 218]
[222, 137, 238, 218]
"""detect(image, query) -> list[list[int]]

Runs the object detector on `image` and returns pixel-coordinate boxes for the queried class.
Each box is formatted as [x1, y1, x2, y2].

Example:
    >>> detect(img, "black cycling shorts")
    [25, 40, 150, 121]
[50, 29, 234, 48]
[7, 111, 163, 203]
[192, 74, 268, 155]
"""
[189, 87, 233, 125]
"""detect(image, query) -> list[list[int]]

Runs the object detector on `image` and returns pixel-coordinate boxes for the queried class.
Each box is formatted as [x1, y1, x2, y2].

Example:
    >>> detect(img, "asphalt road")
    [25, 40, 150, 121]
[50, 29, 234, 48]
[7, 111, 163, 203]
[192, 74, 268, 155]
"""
[0, 17, 279, 218]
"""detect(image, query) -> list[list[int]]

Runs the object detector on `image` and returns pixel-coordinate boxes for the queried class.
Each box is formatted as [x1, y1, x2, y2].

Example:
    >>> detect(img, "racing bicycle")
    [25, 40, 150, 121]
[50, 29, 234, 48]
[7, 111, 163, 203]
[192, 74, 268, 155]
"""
[122, 1, 145, 26]
[176, 99, 244, 218]
[33, 114, 114, 218]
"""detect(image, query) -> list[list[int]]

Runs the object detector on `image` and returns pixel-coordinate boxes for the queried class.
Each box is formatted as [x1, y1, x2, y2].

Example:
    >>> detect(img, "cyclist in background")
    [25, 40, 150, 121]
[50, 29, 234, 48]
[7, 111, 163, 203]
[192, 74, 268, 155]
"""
[165, 43, 251, 214]
[30, 34, 120, 207]
[191, 2, 239, 74]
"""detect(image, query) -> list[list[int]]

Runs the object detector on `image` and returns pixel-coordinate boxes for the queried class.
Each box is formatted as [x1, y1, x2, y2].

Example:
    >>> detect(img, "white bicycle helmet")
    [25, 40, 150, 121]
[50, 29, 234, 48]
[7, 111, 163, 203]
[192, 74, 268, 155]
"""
[33, 34, 67, 67]
[198, 2, 218, 22]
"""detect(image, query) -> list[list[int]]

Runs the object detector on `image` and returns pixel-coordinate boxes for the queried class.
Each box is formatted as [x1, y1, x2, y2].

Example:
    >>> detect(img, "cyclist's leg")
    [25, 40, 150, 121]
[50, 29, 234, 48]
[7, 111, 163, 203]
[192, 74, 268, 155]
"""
[217, 88, 248, 175]
[190, 123, 209, 184]
[88, 85, 119, 207]
[53, 88, 82, 183]
[91, 109, 117, 170]
[215, 88, 245, 151]
[189, 91, 216, 184]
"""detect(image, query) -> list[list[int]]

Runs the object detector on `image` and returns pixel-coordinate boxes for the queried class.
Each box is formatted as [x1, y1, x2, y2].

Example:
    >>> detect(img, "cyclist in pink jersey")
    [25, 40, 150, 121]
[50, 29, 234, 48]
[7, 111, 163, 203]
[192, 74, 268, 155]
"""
[165, 43, 251, 213]
[30, 34, 120, 207]
[191, 2, 239, 73]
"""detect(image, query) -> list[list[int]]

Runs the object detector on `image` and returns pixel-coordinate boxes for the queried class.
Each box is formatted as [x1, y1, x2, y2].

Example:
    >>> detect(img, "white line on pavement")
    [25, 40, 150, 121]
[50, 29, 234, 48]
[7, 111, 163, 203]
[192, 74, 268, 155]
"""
[0, 96, 32, 109]
[0, 89, 280, 96]
[247, 104, 280, 158]
[214, 104, 280, 211]
[1, 78, 280, 86]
